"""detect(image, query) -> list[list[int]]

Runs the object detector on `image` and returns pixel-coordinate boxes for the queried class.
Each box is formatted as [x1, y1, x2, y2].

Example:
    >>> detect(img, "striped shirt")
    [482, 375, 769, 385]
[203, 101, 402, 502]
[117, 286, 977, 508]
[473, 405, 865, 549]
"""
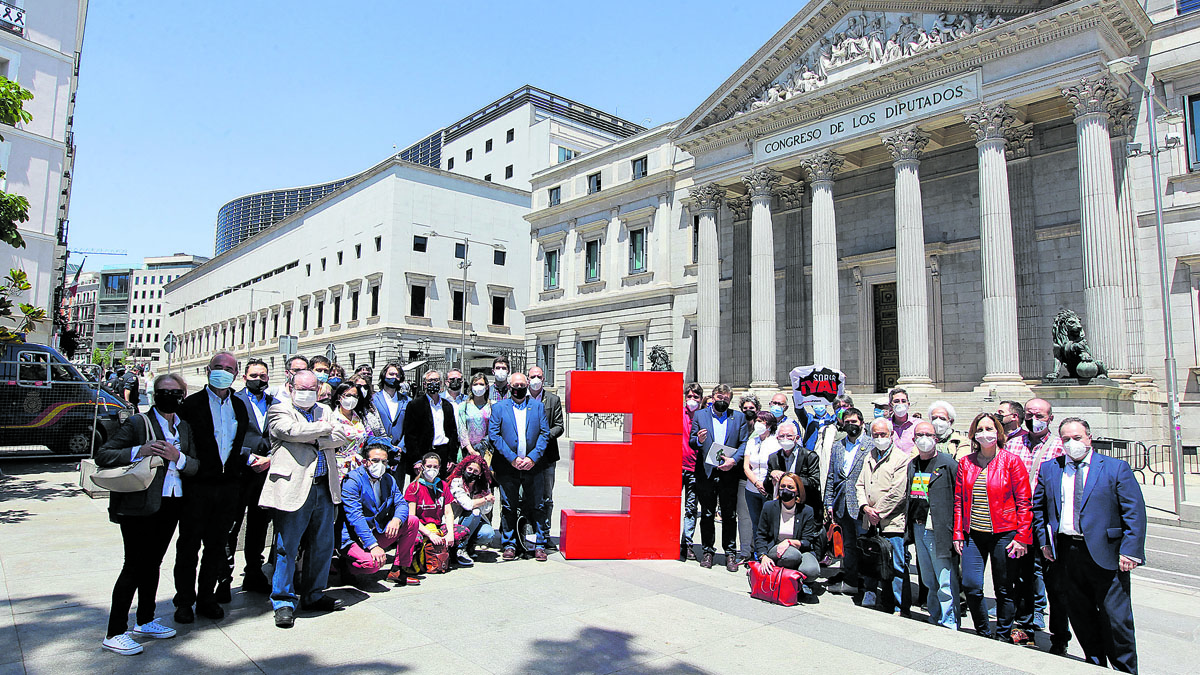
[969, 467, 992, 533]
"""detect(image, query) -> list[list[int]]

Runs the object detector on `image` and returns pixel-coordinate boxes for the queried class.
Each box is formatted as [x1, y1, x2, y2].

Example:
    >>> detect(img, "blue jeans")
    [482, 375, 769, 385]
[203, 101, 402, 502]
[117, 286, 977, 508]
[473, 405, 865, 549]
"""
[962, 530, 1017, 637]
[270, 483, 336, 611]
[681, 470, 698, 546]
[459, 511, 496, 551]
[744, 488, 767, 558]
[866, 534, 907, 611]
[912, 523, 958, 629]
[497, 468, 546, 549]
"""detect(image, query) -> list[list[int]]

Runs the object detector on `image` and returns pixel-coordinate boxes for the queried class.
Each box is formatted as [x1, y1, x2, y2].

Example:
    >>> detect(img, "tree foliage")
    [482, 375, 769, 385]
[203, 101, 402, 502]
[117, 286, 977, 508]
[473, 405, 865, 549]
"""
[0, 75, 40, 344]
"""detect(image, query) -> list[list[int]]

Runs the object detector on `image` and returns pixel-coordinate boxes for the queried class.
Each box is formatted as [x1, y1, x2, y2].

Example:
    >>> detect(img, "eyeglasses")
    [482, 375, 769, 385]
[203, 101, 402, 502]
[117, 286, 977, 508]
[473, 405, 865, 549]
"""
[154, 389, 184, 396]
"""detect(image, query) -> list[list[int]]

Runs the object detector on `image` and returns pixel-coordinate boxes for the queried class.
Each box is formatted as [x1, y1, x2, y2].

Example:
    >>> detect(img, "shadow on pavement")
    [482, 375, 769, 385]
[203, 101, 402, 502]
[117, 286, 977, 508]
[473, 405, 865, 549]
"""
[518, 626, 706, 674]
[0, 463, 82, 524]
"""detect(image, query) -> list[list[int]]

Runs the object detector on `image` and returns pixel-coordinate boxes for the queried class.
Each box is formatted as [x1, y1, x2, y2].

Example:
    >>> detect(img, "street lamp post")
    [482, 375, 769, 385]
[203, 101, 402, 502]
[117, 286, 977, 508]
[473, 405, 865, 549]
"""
[426, 231, 503, 377]
[1107, 57, 1189, 510]
[238, 287, 282, 363]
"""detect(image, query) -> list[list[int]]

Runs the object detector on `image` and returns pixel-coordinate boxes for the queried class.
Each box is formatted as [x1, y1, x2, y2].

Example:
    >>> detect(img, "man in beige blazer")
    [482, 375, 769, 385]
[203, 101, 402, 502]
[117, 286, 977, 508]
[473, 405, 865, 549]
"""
[260, 369, 347, 628]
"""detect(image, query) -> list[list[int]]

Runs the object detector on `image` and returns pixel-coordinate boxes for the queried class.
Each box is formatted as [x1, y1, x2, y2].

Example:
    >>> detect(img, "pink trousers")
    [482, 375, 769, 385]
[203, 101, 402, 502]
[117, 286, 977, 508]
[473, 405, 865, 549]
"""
[344, 514, 421, 574]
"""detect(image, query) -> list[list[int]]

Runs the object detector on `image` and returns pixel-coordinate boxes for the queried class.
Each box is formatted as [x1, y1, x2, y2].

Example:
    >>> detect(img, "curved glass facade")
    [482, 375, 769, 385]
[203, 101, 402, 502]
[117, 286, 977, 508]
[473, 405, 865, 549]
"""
[214, 177, 359, 255]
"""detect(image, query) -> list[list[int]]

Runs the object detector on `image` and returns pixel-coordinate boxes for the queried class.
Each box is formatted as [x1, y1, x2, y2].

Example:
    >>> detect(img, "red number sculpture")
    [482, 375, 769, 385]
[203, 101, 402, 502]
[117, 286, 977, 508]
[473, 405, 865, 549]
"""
[559, 370, 683, 559]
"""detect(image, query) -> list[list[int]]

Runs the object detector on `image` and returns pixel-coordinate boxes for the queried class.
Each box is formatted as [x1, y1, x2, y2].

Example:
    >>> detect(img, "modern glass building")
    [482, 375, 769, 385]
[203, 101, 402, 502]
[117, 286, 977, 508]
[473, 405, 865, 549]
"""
[214, 176, 359, 255]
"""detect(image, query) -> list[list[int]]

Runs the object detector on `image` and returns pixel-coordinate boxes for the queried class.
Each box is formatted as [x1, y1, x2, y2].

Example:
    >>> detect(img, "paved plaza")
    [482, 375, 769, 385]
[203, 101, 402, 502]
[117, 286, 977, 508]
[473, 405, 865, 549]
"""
[0, 454, 1197, 675]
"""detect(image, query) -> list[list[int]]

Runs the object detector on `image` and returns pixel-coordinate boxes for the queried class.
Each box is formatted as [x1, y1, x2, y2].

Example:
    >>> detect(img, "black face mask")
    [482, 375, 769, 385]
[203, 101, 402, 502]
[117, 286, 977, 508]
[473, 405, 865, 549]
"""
[465, 471, 481, 482]
[383, 377, 399, 389]
[712, 400, 729, 413]
[358, 385, 371, 400]
[447, 378, 463, 392]
[779, 488, 798, 502]
[245, 379, 267, 395]
[510, 386, 528, 399]
[425, 381, 441, 396]
[154, 391, 184, 414]
[842, 423, 862, 438]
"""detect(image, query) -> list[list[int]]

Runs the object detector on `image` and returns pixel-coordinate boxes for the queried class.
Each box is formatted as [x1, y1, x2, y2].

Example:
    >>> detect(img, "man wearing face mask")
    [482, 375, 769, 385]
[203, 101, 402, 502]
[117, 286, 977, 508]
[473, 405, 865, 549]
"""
[272, 355, 309, 400]
[823, 408, 868, 596]
[310, 355, 332, 386]
[371, 362, 408, 475]
[998, 400, 1028, 449]
[928, 401, 969, 461]
[488, 373, 551, 561]
[811, 394, 855, 482]
[689, 384, 750, 572]
[260, 369, 349, 628]
[768, 420, 823, 519]
[856, 417, 913, 612]
[226, 358, 276, 596]
[1033, 418, 1145, 671]
[887, 388, 916, 455]
[442, 368, 468, 409]
[488, 356, 511, 403]
[905, 421, 959, 628]
[339, 438, 422, 585]
[526, 366, 563, 551]
[680, 383, 704, 561]
[172, 352, 250, 624]
[402, 370, 461, 477]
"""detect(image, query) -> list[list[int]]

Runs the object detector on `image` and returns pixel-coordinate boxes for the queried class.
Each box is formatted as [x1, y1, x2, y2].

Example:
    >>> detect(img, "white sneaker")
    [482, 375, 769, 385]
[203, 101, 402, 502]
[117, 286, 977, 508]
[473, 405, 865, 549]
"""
[132, 619, 176, 639]
[101, 633, 143, 655]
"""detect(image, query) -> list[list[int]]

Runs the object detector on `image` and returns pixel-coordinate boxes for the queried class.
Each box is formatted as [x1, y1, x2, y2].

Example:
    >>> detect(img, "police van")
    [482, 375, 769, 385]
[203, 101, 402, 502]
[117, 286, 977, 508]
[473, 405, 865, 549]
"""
[0, 342, 132, 456]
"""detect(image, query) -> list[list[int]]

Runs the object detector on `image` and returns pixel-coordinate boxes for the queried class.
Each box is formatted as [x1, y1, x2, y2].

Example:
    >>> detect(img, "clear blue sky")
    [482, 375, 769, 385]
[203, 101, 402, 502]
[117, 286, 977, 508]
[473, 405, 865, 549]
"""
[68, 1, 798, 271]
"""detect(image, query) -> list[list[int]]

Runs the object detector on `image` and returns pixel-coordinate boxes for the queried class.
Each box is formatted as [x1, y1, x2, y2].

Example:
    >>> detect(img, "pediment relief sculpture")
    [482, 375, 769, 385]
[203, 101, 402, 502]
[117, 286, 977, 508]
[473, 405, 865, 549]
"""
[730, 9, 1006, 120]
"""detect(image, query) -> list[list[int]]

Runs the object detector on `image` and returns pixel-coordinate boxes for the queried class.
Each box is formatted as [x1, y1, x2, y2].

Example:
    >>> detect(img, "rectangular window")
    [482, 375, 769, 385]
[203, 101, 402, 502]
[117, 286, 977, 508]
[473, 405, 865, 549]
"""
[455, 242, 466, 259]
[447, 157, 455, 170]
[577, 340, 597, 370]
[452, 290, 464, 321]
[506, 128, 515, 143]
[413, 235, 427, 252]
[544, 249, 559, 290]
[548, 186, 561, 206]
[375, 235, 382, 251]
[484, 174, 492, 182]
[587, 172, 602, 194]
[369, 350, 376, 368]
[321, 258, 327, 271]
[1188, 93, 1200, 171]
[351, 290, 359, 320]
[410, 285, 426, 317]
[585, 239, 601, 282]
[355, 244, 362, 259]
[285, 310, 292, 334]
[505, 165, 514, 179]
[302, 304, 309, 330]
[626, 335, 645, 371]
[537, 344, 556, 386]
[632, 156, 648, 180]
[337, 251, 343, 265]
[465, 149, 473, 162]
[332, 296, 341, 324]
[370, 286, 380, 316]
[558, 147, 575, 163]
[692, 215, 700, 264]
[316, 301, 324, 328]
[273, 314, 279, 337]
[306, 264, 311, 276]
[485, 139, 493, 152]
[629, 228, 647, 273]
[493, 250, 506, 266]
[491, 296, 505, 326]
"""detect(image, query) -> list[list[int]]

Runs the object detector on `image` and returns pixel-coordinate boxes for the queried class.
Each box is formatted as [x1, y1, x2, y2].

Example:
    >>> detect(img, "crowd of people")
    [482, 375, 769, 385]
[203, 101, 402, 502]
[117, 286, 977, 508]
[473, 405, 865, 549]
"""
[684, 384, 1148, 673]
[93, 354, 1148, 673]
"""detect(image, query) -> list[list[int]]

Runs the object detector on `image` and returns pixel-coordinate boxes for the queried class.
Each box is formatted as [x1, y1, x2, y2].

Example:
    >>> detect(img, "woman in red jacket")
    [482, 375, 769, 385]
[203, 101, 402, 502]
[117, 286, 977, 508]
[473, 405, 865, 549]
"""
[953, 412, 1032, 643]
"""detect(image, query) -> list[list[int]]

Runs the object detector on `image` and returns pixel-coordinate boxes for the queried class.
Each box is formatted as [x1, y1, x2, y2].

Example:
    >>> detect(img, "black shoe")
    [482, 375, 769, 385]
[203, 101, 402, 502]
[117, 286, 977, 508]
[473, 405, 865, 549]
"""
[1049, 642, 1068, 656]
[196, 600, 224, 620]
[274, 607, 295, 628]
[300, 596, 343, 613]
[686, 546, 697, 561]
[725, 556, 739, 573]
[215, 583, 232, 604]
[242, 572, 271, 594]
[679, 544, 688, 562]
[700, 552, 714, 569]
[173, 605, 194, 624]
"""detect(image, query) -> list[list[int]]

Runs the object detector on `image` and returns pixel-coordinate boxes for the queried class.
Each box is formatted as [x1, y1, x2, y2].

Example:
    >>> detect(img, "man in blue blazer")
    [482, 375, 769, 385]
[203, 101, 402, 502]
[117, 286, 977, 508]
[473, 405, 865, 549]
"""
[488, 373, 550, 561]
[688, 384, 749, 572]
[1033, 417, 1146, 672]
[226, 358, 276, 595]
[371, 363, 409, 478]
[339, 438, 421, 584]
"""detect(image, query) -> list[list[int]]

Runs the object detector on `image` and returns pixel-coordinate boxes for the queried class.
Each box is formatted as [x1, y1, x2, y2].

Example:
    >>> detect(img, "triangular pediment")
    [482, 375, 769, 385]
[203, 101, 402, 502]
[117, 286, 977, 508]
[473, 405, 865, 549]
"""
[672, 0, 1144, 144]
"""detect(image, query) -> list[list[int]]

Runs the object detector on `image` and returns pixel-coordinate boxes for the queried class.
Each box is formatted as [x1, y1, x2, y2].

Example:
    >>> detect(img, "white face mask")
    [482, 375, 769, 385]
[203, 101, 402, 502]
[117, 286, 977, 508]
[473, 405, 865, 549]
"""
[891, 403, 909, 417]
[975, 431, 998, 447]
[472, 384, 488, 397]
[292, 389, 318, 409]
[493, 369, 508, 383]
[530, 377, 544, 391]
[754, 422, 767, 437]
[873, 436, 892, 451]
[932, 418, 952, 437]
[367, 462, 387, 479]
[778, 438, 796, 451]
[423, 467, 440, 482]
[915, 436, 936, 455]
[686, 399, 699, 411]
[340, 396, 358, 411]
[1064, 439, 1089, 461]
[1029, 418, 1049, 434]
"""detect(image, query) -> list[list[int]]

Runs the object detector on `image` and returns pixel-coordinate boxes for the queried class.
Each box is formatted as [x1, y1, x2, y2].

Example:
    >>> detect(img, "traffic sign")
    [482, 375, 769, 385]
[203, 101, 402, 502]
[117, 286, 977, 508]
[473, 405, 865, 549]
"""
[163, 332, 177, 354]
[326, 342, 336, 364]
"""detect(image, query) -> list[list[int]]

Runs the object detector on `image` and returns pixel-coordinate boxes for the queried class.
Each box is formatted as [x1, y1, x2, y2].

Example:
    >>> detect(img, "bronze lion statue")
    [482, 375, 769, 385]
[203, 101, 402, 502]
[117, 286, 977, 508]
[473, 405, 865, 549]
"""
[1047, 308, 1107, 381]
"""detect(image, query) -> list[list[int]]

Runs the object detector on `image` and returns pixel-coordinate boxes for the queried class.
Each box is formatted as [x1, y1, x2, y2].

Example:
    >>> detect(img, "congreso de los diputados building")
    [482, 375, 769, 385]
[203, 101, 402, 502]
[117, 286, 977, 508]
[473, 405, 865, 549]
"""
[523, 0, 1200, 444]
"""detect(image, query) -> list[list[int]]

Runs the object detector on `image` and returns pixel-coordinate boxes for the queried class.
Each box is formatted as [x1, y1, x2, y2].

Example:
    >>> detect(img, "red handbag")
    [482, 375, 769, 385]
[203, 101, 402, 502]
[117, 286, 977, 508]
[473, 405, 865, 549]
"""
[748, 561, 803, 606]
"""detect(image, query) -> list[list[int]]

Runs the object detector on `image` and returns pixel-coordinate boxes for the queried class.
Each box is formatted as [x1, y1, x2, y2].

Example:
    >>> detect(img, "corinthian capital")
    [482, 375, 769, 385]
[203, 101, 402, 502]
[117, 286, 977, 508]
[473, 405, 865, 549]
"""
[799, 150, 845, 183]
[742, 167, 781, 200]
[1107, 99, 1136, 139]
[728, 195, 752, 222]
[1062, 75, 1118, 119]
[882, 127, 930, 163]
[964, 103, 1018, 142]
[688, 184, 726, 213]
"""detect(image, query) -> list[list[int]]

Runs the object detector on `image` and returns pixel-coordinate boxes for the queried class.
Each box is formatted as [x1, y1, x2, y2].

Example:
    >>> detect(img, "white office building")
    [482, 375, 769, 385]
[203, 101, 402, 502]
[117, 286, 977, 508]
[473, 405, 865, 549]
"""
[126, 253, 206, 369]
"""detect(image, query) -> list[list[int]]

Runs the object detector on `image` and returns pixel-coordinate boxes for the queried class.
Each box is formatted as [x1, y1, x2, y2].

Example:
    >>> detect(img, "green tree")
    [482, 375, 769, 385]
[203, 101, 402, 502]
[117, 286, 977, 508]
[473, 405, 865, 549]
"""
[0, 75, 39, 344]
[90, 344, 123, 368]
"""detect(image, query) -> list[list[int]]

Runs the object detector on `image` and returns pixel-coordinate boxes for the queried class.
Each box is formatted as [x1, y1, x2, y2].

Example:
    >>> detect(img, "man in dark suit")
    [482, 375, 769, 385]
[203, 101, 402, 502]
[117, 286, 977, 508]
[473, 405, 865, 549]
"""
[371, 362, 409, 477]
[823, 407, 869, 596]
[527, 365, 563, 551]
[225, 358, 275, 595]
[768, 419, 823, 518]
[688, 384, 749, 572]
[1033, 417, 1146, 672]
[488, 373, 550, 561]
[173, 351, 249, 623]
[401, 369, 460, 476]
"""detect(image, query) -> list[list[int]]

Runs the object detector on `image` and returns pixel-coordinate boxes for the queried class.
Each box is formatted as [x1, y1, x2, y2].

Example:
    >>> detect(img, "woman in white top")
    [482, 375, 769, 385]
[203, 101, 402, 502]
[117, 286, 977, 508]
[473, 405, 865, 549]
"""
[743, 411, 781, 561]
[96, 373, 199, 655]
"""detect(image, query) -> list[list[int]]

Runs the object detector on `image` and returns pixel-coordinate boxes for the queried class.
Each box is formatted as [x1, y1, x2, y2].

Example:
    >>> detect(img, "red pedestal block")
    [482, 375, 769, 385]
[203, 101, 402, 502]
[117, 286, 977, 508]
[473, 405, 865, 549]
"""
[560, 370, 685, 560]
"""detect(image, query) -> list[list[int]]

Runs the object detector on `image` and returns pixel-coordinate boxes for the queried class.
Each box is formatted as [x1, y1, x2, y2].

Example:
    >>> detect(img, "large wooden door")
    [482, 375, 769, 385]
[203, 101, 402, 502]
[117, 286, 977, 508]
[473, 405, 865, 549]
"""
[874, 282, 899, 392]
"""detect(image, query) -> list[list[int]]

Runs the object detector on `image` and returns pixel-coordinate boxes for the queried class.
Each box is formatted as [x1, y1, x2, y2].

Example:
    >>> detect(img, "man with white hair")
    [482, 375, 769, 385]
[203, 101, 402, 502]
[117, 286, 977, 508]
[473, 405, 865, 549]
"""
[856, 417, 913, 612]
[928, 401, 968, 461]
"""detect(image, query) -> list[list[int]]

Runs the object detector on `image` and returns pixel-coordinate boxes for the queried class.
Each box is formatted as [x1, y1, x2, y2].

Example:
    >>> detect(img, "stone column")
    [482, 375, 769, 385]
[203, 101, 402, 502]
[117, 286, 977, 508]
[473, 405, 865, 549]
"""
[965, 104, 1023, 384]
[1109, 101, 1149, 384]
[608, 208, 622, 289]
[800, 151, 844, 369]
[689, 184, 725, 388]
[1062, 76, 1130, 379]
[743, 167, 782, 387]
[883, 127, 935, 389]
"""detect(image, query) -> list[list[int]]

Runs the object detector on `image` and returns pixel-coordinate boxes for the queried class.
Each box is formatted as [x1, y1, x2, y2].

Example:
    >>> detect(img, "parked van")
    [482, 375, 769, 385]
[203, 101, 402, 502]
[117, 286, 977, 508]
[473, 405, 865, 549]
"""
[0, 343, 132, 456]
